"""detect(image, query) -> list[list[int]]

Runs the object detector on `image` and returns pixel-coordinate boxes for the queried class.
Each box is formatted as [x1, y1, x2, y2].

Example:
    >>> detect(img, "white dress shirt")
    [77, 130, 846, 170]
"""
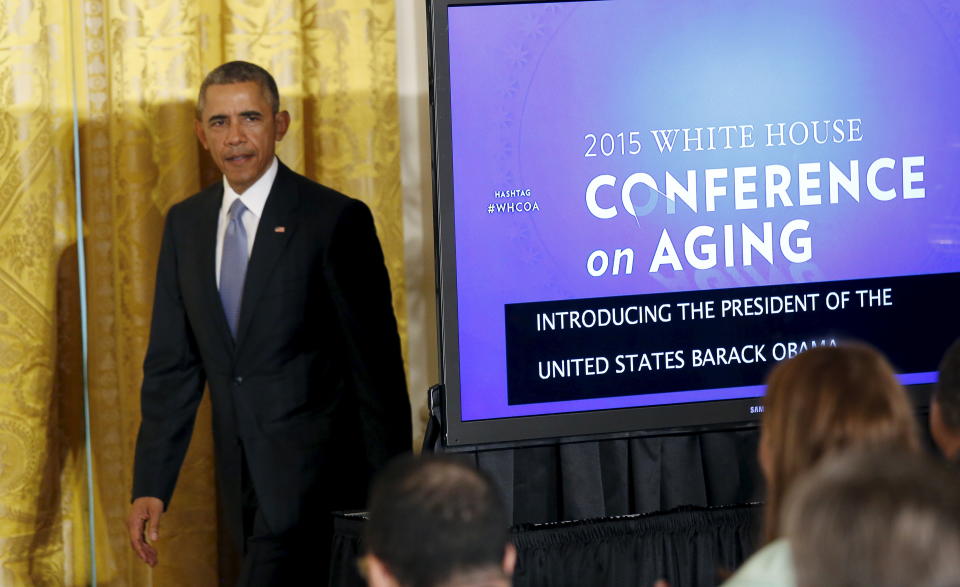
[215, 157, 279, 287]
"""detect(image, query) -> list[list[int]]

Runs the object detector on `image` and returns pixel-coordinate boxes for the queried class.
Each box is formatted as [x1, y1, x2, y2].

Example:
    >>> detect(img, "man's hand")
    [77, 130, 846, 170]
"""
[127, 497, 164, 566]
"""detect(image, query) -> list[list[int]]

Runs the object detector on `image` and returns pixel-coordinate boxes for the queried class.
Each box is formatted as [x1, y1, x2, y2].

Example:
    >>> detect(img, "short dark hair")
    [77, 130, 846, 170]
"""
[196, 61, 280, 118]
[935, 337, 960, 431]
[786, 448, 960, 587]
[364, 455, 510, 587]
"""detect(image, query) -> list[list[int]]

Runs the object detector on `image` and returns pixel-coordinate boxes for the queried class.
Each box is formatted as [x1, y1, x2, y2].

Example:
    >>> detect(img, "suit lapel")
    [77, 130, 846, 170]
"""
[235, 163, 299, 347]
[191, 183, 237, 353]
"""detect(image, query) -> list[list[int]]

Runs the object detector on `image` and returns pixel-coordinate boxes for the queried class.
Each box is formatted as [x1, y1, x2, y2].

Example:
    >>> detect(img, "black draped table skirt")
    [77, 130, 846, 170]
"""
[330, 503, 762, 587]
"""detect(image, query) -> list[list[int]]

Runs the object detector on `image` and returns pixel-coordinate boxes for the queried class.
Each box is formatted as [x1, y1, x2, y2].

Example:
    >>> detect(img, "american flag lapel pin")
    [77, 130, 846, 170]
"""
[274, 226, 286, 233]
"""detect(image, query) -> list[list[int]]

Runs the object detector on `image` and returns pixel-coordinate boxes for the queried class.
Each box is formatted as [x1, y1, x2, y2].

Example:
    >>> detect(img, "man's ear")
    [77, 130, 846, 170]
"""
[758, 430, 772, 483]
[502, 543, 517, 576]
[274, 110, 290, 141]
[930, 398, 960, 461]
[194, 119, 209, 151]
[931, 399, 952, 458]
[365, 554, 399, 587]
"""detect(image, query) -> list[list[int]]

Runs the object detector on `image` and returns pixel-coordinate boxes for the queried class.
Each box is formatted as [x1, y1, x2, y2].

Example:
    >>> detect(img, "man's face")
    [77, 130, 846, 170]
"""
[195, 81, 290, 194]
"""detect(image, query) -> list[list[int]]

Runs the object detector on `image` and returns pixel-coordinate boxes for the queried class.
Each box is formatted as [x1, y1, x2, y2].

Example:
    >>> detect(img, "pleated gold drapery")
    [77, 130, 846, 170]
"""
[0, 0, 406, 584]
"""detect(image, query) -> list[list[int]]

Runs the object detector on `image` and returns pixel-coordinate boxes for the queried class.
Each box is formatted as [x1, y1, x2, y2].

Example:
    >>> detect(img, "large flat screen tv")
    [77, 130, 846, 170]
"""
[428, 0, 960, 446]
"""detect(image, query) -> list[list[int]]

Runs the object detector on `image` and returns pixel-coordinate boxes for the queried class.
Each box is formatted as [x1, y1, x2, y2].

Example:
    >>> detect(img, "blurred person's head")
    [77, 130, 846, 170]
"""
[931, 337, 960, 461]
[759, 343, 919, 541]
[363, 455, 515, 587]
[785, 448, 960, 587]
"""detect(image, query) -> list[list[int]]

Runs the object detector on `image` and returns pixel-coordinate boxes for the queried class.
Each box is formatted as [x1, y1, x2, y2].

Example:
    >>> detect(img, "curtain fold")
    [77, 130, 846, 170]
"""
[510, 504, 760, 587]
[461, 430, 763, 525]
[0, 1, 91, 583]
[1, 0, 405, 584]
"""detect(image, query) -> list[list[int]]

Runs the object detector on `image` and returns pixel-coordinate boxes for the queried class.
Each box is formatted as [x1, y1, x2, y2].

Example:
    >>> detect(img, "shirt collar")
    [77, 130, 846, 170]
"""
[221, 156, 279, 218]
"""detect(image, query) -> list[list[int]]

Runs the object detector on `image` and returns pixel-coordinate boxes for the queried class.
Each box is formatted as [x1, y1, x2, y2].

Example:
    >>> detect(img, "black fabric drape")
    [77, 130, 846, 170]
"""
[330, 429, 764, 585]
[329, 504, 761, 587]
[455, 429, 763, 524]
[330, 513, 367, 587]
[513, 504, 760, 587]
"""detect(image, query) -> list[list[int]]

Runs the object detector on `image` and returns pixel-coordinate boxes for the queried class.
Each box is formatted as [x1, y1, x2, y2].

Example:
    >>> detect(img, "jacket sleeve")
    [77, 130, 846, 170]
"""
[131, 207, 206, 508]
[324, 199, 413, 471]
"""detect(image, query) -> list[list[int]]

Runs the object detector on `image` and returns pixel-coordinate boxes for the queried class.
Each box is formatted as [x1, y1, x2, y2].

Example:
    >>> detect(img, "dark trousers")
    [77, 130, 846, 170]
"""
[235, 454, 333, 586]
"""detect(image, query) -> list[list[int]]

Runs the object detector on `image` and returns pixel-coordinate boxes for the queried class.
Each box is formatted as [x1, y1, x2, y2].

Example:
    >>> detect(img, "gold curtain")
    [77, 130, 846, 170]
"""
[0, 1, 91, 584]
[0, 0, 406, 584]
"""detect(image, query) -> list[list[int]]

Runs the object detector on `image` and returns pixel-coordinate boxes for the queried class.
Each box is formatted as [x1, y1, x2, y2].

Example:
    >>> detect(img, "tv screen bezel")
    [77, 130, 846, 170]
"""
[426, 0, 936, 448]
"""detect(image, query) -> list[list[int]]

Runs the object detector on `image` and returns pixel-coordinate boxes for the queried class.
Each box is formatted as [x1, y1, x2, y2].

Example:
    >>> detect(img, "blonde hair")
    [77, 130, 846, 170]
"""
[759, 343, 919, 542]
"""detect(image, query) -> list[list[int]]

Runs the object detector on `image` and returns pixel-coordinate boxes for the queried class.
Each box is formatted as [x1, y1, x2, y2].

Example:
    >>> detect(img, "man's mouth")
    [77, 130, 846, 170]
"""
[225, 153, 254, 164]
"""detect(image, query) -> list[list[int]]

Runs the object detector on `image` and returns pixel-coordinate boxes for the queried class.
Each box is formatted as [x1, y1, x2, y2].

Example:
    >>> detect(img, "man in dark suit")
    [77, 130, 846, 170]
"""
[126, 61, 412, 584]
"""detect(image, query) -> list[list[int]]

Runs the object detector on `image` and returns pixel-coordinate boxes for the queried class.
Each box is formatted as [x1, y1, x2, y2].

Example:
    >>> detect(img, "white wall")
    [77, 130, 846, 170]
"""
[396, 0, 438, 448]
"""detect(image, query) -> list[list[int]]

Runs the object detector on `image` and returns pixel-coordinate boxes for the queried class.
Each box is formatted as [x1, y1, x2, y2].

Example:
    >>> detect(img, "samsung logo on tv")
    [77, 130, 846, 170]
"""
[750, 405, 764, 414]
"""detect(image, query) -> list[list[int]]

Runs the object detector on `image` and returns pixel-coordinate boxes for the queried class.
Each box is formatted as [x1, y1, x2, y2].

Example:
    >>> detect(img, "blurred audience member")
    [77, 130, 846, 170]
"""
[785, 448, 960, 587]
[363, 455, 515, 587]
[931, 337, 960, 462]
[723, 343, 920, 586]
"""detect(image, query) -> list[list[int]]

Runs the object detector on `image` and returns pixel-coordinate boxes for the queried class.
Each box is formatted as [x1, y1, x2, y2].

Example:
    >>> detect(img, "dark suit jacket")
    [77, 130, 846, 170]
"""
[132, 161, 412, 544]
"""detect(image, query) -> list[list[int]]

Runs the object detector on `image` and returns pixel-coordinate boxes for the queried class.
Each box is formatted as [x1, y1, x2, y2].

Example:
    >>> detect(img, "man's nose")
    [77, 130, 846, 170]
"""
[226, 122, 245, 145]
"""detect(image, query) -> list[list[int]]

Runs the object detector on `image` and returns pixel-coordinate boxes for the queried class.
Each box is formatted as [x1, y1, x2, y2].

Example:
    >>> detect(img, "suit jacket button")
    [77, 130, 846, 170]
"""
[234, 376, 243, 385]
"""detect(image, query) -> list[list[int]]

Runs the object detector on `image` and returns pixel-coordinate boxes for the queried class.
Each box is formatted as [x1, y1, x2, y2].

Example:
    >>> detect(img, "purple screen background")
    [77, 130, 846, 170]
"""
[446, 0, 960, 421]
